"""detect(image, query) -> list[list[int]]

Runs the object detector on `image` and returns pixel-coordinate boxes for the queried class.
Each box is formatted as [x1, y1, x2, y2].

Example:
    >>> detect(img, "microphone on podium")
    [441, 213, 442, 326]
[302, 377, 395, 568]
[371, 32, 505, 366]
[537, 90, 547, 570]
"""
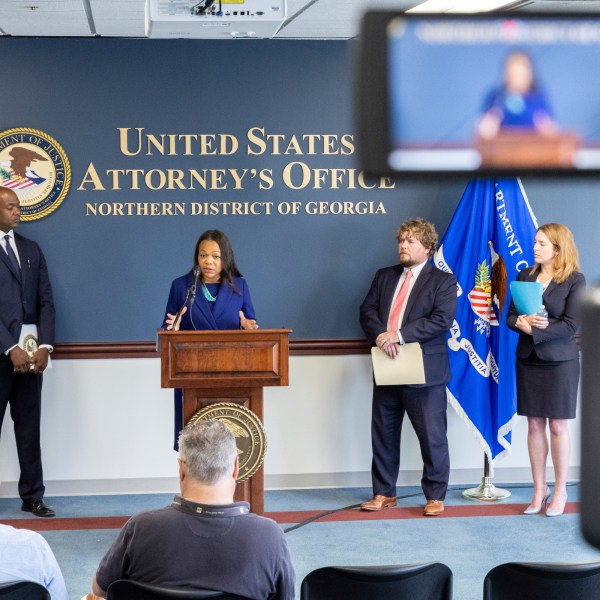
[172, 266, 201, 329]
[190, 265, 201, 299]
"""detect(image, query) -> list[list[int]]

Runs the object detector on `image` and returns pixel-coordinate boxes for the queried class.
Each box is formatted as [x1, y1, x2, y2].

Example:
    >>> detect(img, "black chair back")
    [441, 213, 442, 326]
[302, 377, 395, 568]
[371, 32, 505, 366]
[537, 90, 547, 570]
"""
[483, 561, 600, 600]
[106, 579, 250, 600]
[0, 581, 50, 599]
[300, 562, 453, 600]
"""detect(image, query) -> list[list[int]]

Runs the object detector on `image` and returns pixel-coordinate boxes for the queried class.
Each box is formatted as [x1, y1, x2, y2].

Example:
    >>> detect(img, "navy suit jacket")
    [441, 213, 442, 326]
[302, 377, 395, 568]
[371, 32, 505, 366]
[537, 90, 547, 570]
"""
[0, 232, 55, 369]
[507, 267, 585, 362]
[360, 262, 457, 387]
[162, 273, 256, 331]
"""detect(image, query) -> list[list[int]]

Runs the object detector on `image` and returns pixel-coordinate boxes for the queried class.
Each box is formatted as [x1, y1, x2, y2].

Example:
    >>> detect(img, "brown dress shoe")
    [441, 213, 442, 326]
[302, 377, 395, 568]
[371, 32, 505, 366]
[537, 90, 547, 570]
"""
[423, 499, 444, 516]
[360, 495, 397, 511]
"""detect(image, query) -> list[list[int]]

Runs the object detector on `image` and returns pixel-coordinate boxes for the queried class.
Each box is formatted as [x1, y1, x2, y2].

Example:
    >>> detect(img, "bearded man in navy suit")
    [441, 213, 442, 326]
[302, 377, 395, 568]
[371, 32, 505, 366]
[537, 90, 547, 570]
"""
[360, 218, 457, 516]
[0, 186, 56, 517]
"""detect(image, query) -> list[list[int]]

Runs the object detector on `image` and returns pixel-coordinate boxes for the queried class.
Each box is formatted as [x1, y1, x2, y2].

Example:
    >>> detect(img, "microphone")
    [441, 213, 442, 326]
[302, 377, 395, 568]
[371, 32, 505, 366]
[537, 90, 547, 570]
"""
[188, 265, 202, 331]
[190, 265, 201, 298]
[171, 266, 201, 330]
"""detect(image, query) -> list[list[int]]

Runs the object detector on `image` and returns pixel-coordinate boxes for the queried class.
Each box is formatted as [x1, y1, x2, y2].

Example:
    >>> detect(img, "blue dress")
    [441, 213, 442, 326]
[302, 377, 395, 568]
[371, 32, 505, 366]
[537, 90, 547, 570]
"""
[161, 272, 256, 448]
[162, 273, 255, 332]
[482, 87, 552, 129]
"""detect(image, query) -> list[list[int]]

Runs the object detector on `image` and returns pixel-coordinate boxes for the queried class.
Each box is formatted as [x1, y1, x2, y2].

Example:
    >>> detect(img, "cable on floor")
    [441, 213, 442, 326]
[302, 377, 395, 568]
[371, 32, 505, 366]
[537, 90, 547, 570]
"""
[283, 482, 580, 533]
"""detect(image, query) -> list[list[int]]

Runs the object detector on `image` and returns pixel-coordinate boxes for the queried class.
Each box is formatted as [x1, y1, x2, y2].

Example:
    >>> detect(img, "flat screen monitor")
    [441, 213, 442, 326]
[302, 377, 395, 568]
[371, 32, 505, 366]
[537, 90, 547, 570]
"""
[358, 12, 600, 177]
[581, 292, 600, 551]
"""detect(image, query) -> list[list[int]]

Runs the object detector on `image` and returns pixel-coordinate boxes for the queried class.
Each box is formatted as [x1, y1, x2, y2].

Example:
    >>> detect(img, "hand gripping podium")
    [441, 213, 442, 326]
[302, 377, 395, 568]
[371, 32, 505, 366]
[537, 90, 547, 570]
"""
[158, 329, 291, 515]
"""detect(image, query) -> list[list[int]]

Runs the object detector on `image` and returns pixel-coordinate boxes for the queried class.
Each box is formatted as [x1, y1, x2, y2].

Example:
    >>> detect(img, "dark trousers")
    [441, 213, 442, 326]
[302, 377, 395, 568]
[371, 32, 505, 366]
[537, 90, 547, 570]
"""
[0, 368, 45, 503]
[371, 383, 450, 501]
[173, 388, 184, 451]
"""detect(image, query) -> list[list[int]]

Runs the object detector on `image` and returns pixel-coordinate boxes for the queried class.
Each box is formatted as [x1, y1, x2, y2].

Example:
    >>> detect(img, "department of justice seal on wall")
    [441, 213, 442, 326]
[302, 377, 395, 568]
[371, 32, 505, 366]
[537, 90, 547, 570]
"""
[0, 128, 71, 221]
[187, 403, 267, 482]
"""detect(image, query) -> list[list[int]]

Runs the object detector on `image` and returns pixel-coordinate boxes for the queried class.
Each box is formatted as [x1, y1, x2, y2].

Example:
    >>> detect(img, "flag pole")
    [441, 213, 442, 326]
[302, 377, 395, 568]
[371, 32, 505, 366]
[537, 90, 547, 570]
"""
[462, 454, 511, 501]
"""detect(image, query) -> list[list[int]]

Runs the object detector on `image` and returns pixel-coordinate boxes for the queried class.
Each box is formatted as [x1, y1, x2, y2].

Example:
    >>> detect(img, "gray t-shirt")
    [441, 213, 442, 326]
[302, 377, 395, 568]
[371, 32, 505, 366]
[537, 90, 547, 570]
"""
[95, 497, 295, 600]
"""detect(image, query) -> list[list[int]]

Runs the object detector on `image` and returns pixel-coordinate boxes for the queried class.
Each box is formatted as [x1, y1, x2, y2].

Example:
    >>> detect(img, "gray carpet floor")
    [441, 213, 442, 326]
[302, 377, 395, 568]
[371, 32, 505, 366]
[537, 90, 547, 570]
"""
[1, 483, 598, 599]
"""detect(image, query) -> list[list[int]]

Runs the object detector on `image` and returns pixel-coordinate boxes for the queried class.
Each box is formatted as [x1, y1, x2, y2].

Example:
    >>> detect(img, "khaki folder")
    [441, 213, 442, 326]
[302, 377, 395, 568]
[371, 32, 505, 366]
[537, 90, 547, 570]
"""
[371, 343, 425, 385]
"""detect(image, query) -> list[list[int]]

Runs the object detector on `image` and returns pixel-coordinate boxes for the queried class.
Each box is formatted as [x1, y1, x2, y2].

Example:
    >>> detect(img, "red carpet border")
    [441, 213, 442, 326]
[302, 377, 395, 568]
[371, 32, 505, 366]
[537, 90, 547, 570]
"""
[0, 502, 579, 532]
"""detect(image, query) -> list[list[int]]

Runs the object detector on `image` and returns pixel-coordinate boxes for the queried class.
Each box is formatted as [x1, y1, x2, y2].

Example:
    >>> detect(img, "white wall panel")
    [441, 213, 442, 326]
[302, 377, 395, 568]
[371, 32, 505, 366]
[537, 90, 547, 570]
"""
[0, 354, 581, 495]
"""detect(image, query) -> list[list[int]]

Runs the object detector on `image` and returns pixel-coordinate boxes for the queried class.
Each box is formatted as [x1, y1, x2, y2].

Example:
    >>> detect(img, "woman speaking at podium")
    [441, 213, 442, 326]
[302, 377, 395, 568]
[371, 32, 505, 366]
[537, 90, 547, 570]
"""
[161, 229, 258, 447]
[477, 51, 557, 140]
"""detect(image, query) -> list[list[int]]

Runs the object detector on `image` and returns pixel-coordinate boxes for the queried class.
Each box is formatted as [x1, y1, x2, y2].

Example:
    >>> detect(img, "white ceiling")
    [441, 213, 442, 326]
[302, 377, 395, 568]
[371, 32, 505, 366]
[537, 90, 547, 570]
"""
[0, 0, 599, 39]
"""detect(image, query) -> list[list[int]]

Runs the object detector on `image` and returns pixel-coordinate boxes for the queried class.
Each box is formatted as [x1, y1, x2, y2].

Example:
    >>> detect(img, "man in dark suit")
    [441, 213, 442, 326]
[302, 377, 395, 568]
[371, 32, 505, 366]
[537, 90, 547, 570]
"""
[360, 218, 457, 516]
[0, 186, 55, 517]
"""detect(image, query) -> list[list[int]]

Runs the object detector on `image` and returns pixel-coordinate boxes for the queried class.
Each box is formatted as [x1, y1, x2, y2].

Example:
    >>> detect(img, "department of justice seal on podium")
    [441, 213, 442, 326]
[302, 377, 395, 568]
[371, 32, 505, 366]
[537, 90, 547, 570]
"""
[22, 333, 39, 358]
[188, 403, 267, 482]
[0, 128, 71, 220]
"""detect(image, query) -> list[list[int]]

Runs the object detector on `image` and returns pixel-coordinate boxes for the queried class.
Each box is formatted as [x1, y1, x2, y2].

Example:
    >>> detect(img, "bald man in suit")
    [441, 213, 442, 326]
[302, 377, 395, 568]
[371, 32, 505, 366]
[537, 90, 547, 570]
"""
[360, 218, 457, 516]
[0, 186, 55, 517]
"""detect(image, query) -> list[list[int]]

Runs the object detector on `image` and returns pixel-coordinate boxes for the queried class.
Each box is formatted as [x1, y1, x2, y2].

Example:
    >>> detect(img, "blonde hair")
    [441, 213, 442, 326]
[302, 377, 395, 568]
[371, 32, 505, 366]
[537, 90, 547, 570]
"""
[396, 218, 438, 258]
[531, 223, 580, 284]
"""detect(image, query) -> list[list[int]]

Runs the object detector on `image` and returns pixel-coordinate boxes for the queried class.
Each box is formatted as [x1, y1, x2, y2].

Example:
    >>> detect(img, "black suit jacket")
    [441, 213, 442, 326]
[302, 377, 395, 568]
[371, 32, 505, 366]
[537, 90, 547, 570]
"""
[360, 262, 458, 387]
[0, 232, 55, 369]
[507, 267, 585, 362]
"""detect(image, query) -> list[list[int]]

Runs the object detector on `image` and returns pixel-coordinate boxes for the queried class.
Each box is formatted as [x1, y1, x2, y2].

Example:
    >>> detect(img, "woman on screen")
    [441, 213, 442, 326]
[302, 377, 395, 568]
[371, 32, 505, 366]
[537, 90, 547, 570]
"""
[477, 51, 557, 139]
[507, 223, 585, 517]
[161, 229, 258, 447]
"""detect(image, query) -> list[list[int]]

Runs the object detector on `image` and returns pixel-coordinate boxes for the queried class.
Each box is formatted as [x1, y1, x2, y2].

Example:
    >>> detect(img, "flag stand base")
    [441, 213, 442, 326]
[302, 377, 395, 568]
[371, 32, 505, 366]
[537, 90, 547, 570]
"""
[463, 476, 511, 502]
[463, 455, 511, 501]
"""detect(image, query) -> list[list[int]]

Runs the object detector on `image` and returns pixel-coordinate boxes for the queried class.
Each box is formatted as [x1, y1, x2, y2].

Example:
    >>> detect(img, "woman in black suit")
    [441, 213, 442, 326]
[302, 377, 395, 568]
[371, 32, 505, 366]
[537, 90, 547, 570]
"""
[507, 223, 585, 517]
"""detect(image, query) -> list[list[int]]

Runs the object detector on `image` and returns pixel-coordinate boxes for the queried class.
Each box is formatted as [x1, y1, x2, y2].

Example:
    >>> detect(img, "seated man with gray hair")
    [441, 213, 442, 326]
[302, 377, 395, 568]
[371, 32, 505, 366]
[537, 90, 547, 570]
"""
[90, 419, 295, 599]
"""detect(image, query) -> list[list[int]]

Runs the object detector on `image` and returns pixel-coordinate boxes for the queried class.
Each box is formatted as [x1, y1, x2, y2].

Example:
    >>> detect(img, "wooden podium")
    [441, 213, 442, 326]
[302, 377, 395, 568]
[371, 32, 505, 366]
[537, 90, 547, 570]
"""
[476, 130, 580, 168]
[158, 329, 290, 515]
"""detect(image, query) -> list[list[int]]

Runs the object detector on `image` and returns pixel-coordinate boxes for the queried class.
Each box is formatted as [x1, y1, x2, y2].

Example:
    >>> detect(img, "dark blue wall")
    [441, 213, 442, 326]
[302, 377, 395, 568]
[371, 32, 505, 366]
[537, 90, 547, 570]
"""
[3, 38, 597, 342]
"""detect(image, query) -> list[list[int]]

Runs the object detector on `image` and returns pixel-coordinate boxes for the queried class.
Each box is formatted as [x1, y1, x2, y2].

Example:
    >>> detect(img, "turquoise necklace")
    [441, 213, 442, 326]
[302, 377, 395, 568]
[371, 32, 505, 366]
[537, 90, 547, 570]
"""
[201, 281, 217, 302]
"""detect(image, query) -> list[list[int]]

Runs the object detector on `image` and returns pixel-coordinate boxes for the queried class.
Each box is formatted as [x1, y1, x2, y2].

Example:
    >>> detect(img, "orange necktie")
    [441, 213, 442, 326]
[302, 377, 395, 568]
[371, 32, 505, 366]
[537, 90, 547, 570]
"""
[387, 269, 413, 332]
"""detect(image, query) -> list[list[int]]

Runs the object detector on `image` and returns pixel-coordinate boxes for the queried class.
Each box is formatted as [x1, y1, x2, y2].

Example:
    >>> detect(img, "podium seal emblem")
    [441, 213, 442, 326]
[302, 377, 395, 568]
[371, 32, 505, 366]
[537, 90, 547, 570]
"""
[0, 128, 71, 221]
[188, 403, 267, 482]
[22, 333, 39, 358]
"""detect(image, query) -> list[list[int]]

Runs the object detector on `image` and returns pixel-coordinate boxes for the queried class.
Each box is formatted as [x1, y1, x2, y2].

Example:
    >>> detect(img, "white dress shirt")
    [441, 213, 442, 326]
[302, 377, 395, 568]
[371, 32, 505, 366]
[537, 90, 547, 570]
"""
[390, 259, 428, 344]
[1, 230, 20, 267]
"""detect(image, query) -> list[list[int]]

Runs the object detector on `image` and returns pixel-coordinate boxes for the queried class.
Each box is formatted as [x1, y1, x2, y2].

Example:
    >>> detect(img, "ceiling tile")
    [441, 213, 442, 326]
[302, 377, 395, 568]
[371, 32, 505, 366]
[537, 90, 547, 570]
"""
[1, 0, 600, 39]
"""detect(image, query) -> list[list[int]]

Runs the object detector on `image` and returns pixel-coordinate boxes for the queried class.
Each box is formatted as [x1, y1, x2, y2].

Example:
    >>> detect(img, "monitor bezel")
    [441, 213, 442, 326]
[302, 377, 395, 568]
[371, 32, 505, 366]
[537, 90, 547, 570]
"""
[357, 10, 600, 178]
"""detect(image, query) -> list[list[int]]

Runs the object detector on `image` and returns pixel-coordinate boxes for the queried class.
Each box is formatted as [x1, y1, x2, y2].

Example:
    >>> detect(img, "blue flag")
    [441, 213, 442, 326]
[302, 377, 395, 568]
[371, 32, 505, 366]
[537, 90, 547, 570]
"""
[434, 179, 537, 470]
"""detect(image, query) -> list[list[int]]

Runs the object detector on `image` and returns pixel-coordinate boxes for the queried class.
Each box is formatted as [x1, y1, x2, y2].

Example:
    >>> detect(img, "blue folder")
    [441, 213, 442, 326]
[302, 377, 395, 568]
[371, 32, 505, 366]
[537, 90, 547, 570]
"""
[510, 281, 543, 315]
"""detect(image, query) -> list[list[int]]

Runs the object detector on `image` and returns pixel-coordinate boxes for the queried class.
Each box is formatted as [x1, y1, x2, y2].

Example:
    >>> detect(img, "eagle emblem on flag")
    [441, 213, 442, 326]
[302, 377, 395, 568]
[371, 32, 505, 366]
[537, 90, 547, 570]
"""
[467, 242, 508, 335]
